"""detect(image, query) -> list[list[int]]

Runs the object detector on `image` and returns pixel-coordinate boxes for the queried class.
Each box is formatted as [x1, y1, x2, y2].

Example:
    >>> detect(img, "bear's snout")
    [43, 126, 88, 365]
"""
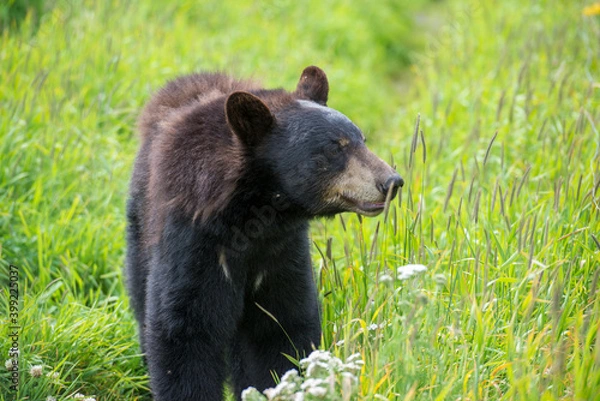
[326, 147, 404, 217]
[377, 174, 404, 199]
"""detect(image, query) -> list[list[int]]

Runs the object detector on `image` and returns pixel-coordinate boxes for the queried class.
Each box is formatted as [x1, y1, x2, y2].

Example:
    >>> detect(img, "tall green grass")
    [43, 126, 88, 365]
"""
[1, 0, 599, 400]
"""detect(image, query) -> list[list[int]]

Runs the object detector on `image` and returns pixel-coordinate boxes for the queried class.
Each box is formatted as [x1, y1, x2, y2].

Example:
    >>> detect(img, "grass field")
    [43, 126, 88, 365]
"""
[1, 0, 599, 400]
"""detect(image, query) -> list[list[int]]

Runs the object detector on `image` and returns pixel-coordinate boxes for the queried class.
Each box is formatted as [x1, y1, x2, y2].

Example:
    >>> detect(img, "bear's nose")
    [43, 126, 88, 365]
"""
[378, 174, 404, 199]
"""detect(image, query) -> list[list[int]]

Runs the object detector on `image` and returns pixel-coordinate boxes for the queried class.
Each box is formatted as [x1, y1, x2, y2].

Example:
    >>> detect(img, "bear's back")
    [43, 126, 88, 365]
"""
[138, 73, 260, 141]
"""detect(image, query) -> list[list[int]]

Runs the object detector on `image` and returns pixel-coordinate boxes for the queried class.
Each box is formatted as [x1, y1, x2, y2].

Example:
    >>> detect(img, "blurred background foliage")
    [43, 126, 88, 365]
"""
[0, 0, 46, 31]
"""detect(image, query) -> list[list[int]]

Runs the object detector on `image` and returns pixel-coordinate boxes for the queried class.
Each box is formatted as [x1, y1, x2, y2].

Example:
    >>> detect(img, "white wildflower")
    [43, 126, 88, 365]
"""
[83, 397, 96, 401]
[434, 273, 447, 285]
[262, 375, 299, 400]
[379, 273, 393, 283]
[263, 388, 276, 399]
[241, 387, 259, 399]
[301, 350, 341, 377]
[245, 350, 366, 400]
[300, 376, 328, 397]
[73, 394, 85, 400]
[397, 264, 427, 280]
[5, 359, 14, 370]
[280, 369, 299, 383]
[335, 339, 345, 347]
[342, 361, 363, 371]
[303, 350, 330, 364]
[241, 387, 266, 401]
[29, 365, 43, 377]
[46, 397, 57, 401]
[341, 371, 358, 380]
[46, 371, 60, 379]
[300, 378, 327, 390]
[306, 386, 327, 397]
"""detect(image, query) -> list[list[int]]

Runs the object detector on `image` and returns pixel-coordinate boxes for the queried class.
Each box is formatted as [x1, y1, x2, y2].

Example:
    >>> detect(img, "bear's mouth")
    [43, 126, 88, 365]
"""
[340, 193, 386, 216]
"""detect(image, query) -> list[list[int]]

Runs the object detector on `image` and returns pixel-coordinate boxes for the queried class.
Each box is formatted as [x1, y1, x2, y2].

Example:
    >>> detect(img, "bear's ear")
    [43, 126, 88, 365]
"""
[295, 66, 329, 106]
[225, 91, 275, 147]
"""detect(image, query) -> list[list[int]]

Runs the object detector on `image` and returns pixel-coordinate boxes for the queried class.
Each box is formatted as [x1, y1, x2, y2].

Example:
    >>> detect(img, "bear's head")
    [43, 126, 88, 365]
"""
[225, 66, 403, 217]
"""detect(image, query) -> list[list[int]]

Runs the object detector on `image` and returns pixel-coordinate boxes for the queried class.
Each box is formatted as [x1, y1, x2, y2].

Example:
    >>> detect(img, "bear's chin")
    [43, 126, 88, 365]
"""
[315, 201, 385, 218]
[347, 204, 386, 217]
[356, 208, 385, 217]
[337, 194, 387, 217]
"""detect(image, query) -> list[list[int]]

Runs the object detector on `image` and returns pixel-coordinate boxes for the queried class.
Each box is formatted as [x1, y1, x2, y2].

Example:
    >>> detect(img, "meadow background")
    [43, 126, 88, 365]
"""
[1, 0, 599, 400]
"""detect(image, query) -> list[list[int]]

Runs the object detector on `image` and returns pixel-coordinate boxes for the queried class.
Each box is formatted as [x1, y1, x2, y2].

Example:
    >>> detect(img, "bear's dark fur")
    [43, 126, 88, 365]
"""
[125, 66, 403, 401]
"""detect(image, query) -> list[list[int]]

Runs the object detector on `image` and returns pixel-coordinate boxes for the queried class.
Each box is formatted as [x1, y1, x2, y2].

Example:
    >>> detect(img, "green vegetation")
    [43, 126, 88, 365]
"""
[0, 0, 45, 31]
[1, 0, 599, 400]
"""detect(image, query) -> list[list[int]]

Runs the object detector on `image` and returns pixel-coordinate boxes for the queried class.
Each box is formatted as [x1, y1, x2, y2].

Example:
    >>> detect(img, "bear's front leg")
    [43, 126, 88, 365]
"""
[231, 235, 321, 397]
[144, 214, 244, 401]
[145, 320, 230, 401]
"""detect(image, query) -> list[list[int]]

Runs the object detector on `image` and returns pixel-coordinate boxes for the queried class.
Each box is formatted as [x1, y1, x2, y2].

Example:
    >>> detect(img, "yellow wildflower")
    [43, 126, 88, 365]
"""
[583, 3, 600, 16]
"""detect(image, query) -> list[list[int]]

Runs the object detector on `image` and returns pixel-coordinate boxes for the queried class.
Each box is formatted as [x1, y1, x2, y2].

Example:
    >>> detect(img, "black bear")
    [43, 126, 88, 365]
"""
[125, 66, 403, 400]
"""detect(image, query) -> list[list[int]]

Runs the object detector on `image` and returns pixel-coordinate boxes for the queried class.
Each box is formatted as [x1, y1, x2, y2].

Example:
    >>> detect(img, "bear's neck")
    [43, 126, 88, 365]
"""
[214, 165, 308, 248]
